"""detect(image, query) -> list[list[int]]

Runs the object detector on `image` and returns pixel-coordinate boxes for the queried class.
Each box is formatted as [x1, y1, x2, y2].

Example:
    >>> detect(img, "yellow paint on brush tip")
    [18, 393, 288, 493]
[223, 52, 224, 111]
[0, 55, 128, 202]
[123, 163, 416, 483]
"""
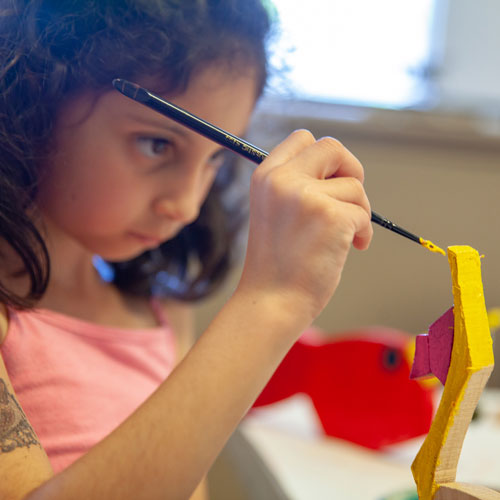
[419, 238, 446, 256]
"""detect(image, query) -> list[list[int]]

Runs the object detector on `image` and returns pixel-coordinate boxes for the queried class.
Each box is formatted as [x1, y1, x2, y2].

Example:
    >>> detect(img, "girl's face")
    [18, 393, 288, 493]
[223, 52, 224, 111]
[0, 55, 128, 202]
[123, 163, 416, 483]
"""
[36, 64, 258, 262]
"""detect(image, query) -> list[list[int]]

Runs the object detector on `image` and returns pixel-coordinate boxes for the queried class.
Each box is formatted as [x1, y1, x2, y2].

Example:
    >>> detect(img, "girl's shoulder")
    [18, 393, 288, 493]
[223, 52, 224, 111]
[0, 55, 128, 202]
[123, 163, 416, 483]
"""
[0, 303, 8, 345]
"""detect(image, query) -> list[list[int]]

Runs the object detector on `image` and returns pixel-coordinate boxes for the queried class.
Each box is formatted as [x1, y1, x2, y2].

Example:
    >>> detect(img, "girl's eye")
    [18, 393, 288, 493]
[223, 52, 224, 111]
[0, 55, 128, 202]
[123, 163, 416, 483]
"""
[136, 137, 171, 158]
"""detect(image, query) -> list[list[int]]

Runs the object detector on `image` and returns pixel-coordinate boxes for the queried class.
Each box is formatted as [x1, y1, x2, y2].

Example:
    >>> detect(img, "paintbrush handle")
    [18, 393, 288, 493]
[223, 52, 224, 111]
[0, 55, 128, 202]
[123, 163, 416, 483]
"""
[112, 78, 439, 251]
[370, 211, 421, 244]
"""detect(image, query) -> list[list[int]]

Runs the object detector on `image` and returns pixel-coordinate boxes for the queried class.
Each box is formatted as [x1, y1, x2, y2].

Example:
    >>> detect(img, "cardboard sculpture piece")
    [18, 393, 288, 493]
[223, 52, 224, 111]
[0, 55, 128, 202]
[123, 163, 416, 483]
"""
[411, 307, 454, 385]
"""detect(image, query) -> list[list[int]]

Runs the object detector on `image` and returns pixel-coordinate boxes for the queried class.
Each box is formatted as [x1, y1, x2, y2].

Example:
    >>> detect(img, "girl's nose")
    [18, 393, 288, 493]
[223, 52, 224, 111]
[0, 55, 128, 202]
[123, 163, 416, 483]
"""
[154, 163, 209, 224]
[153, 185, 202, 224]
[154, 154, 217, 224]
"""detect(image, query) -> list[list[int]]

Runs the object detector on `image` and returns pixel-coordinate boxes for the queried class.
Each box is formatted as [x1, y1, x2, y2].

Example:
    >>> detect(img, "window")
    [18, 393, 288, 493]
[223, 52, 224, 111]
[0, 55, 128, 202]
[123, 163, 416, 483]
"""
[267, 0, 443, 109]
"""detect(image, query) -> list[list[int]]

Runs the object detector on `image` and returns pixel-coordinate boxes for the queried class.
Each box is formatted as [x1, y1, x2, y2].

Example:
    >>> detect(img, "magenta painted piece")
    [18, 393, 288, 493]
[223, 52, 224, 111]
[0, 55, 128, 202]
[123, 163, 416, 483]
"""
[411, 334, 431, 378]
[410, 307, 454, 385]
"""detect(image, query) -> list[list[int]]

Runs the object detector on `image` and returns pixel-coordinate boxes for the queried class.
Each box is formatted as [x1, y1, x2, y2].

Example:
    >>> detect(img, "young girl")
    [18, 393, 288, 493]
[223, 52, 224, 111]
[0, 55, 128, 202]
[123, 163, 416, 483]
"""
[0, 1, 372, 499]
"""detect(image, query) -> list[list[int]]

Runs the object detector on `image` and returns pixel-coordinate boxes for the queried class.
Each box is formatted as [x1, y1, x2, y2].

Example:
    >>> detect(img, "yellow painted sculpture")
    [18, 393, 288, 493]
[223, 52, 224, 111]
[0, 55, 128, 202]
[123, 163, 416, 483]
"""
[411, 246, 500, 499]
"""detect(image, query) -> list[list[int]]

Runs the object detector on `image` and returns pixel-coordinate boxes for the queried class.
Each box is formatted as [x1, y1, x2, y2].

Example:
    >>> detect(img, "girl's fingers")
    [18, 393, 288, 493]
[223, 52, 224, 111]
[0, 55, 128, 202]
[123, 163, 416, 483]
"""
[348, 203, 373, 250]
[259, 129, 317, 171]
[316, 176, 371, 216]
[317, 194, 373, 251]
[285, 136, 365, 182]
[262, 130, 364, 184]
[253, 128, 373, 251]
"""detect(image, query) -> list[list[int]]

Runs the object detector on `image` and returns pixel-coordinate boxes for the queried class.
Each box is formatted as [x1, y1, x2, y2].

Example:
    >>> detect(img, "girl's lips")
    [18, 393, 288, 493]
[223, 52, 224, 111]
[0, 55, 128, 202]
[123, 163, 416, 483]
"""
[128, 232, 163, 247]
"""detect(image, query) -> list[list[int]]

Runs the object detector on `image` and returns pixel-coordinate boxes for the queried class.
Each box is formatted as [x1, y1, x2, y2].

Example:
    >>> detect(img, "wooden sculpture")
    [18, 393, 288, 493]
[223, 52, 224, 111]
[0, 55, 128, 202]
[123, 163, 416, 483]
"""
[411, 246, 500, 500]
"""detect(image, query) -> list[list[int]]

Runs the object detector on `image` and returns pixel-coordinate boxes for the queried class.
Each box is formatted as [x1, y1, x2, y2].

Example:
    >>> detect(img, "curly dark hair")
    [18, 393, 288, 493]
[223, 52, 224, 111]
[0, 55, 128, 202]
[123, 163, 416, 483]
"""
[0, 0, 273, 307]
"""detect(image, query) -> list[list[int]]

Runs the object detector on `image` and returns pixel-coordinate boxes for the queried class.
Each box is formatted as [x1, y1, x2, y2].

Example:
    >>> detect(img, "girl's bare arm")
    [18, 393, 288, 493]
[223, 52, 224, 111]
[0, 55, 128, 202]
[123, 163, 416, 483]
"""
[159, 299, 210, 500]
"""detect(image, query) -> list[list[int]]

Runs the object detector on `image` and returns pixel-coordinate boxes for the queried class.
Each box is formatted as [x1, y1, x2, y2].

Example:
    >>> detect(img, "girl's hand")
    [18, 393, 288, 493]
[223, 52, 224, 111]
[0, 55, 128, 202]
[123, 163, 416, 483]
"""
[238, 130, 373, 327]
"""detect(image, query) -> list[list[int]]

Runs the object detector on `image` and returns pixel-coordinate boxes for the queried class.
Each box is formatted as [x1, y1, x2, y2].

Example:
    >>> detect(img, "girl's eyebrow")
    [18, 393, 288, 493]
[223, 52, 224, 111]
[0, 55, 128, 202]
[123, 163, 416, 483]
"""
[124, 112, 189, 137]
[124, 111, 249, 147]
[124, 113, 230, 157]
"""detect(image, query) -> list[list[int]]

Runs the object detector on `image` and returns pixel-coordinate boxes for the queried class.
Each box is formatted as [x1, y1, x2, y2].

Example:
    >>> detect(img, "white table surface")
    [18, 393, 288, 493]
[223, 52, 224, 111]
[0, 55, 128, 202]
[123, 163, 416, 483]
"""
[241, 390, 500, 500]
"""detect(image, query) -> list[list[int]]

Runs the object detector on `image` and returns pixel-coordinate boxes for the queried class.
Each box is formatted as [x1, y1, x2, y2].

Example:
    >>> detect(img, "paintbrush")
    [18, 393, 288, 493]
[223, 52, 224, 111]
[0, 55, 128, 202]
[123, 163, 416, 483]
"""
[112, 78, 445, 256]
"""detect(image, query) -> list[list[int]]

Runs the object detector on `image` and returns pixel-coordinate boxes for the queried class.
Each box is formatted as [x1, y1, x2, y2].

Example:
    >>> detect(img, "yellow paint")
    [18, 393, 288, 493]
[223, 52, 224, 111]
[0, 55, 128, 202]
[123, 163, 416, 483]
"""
[411, 246, 494, 500]
[420, 238, 446, 256]
[487, 307, 500, 332]
[404, 337, 416, 368]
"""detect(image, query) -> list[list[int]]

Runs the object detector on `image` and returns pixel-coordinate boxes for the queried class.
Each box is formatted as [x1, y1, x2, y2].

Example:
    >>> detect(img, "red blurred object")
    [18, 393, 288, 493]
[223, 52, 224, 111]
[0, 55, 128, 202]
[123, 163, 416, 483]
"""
[252, 327, 435, 450]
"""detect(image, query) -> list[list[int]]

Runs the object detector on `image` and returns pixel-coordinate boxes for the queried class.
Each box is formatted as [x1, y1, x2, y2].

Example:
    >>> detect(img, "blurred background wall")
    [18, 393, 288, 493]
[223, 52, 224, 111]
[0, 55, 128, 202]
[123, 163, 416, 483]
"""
[194, 0, 500, 385]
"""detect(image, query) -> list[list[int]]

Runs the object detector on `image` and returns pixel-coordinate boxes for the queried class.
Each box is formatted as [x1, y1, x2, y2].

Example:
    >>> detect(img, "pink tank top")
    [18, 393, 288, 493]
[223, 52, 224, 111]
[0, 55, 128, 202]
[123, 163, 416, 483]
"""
[1, 300, 177, 473]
